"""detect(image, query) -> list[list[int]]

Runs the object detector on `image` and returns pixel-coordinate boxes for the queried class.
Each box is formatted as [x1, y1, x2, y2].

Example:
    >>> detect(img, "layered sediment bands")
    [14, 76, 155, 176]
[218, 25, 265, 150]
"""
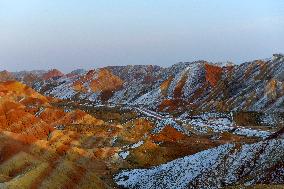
[42, 69, 64, 80]
[0, 131, 110, 189]
[0, 70, 15, 82]
[204, 63, 223, 87]
[73, 69, 123, 93]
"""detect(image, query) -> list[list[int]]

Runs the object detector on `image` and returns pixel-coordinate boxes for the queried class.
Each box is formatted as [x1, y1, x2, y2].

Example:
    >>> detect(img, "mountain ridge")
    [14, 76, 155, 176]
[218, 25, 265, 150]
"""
[1, 54, 284, 114]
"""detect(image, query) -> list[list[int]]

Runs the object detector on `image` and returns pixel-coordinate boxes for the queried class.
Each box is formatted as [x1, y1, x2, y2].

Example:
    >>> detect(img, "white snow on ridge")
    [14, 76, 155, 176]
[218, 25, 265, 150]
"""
[35, 107, 45, 117]
[123, 141, 145, 150]
[130, 141, 144, 149]
[115, 139, 284, 189]
[47, 77, 77, 99]
[184, 113, 271, 139]
[119, 151, 130, 160]
[51, 86, 76, 99]
[131, 88, 162, 108]
[233, 128, 271, 138]
[114, 143, 234, 189]
[182, 63, 205, 98]
[153, 118, 186, 134]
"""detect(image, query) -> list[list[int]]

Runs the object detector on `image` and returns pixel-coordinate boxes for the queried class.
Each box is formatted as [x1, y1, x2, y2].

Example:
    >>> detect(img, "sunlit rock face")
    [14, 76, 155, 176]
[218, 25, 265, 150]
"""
[204, 63, 223, 87]
[42, 69, 64, 80]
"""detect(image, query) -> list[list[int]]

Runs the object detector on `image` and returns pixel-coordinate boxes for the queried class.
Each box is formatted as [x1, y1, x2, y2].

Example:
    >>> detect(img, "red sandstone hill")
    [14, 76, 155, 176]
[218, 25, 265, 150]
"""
[0, 70, 15, 82]
[42, 69, 64, 80]
[73, 68, 123, 94]
[204, 63, 223, 87]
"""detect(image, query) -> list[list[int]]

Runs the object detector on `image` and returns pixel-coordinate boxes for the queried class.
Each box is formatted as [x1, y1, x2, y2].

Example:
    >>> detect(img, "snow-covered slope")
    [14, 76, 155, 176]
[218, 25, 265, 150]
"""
[115, 138, 284, 189]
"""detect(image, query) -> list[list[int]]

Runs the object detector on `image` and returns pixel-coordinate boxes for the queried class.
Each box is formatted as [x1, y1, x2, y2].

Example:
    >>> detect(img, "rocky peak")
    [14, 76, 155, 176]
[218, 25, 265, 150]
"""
[42, 69, 64, 80]
[0, 70, 15, 82]
[272, 53, 284, 62]
[204, 63, 223, 87]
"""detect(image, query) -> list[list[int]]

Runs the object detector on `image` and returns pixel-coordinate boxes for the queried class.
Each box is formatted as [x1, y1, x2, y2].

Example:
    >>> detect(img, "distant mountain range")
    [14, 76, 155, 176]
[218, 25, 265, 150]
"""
[2, 54, 283, 114]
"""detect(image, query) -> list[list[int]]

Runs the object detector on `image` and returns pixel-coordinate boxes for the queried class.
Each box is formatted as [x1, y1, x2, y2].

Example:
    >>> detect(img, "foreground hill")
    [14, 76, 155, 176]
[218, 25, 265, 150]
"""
[115, 138, 284, 189]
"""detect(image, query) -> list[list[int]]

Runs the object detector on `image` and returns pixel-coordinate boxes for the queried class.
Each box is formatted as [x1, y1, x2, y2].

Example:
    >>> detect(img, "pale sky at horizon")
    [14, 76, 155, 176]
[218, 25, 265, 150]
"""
[0, 0, 284, 72]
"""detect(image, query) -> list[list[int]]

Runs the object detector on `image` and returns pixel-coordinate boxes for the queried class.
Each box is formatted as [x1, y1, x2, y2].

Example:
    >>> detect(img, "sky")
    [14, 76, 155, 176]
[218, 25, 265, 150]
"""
[0, 0, 284, 72]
